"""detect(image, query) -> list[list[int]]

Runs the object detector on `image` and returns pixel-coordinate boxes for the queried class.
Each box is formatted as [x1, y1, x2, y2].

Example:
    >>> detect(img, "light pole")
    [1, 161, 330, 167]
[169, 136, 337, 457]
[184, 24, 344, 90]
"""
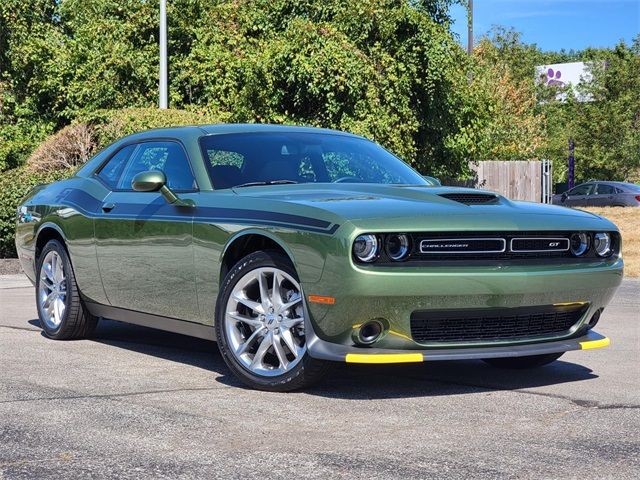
[159, 0, 168, 109]
[467, 0, 473, 55]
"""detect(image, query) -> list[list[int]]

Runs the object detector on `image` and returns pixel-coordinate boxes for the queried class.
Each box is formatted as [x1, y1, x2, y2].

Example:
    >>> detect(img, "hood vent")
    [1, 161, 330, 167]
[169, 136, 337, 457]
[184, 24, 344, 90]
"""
[438, 193, 499, 205]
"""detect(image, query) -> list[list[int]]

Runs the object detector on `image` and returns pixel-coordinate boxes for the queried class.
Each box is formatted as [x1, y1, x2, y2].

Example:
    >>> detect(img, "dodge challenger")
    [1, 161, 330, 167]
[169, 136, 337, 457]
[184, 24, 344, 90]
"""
[15, 124, 623, 391]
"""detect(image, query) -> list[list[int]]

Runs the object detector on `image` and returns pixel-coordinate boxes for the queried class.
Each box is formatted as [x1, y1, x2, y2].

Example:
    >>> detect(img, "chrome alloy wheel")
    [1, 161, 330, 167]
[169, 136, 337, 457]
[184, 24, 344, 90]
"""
[225, 267, 306, 377]
[38, 250, 67, 330]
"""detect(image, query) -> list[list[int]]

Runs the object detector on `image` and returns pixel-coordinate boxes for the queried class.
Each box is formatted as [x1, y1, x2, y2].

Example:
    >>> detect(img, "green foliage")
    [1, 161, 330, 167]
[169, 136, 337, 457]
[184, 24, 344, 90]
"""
[1, 1, 474, 177]
[78, 107, 224, 148]
[0, 1, 638, 186]
[0, 167, 71, 257]
[0, 118, 53, 171]
[0, 1, 59, 170]
[172, 0, 472, 176]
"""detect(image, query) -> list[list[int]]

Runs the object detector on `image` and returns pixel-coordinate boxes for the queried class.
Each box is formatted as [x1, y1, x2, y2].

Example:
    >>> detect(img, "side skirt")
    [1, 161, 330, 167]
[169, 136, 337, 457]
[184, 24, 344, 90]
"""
[85, 302, 215, 341]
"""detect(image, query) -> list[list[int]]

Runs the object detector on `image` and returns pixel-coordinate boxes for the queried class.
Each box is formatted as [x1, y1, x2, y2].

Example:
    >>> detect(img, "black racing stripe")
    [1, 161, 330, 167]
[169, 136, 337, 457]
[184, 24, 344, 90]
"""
[60, 188, 340, 234]
[63, 188, 103, 212]
[195, 206, 331, 229]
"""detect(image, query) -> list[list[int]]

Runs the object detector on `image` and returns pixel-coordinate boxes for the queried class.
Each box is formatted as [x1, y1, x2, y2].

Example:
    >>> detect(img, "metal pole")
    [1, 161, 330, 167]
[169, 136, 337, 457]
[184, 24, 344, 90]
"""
[159, 0, 168, 109]
[542, 159, 547, 203]
[568, 138, 575, 190]
[467, 0, 473, 55]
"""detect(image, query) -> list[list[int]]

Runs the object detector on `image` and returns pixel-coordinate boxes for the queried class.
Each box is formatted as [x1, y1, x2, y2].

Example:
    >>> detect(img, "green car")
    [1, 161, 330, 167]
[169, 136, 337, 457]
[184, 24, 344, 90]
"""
[15, 124, 622, 391]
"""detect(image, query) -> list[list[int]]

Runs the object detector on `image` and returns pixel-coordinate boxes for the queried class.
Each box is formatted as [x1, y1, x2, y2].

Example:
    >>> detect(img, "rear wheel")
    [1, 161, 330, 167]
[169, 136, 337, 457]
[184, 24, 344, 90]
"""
[482, 352, 564, 369]
[215, 250, 330, 391]
[36, 239, 98, 339]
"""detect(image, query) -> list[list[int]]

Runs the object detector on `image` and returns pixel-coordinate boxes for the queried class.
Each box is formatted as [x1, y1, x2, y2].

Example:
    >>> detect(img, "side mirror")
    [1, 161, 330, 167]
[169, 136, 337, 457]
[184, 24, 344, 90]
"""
[132, 170, 166, 192]
[131, 170, 191, 206]
[561, 192, 568, 201]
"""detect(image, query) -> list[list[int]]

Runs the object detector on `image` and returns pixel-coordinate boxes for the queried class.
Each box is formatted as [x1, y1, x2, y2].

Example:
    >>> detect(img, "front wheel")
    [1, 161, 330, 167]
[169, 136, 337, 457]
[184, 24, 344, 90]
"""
[215, 250, 330, 391]
[482, 352, 564, 369]
[36, 239, 98, 339]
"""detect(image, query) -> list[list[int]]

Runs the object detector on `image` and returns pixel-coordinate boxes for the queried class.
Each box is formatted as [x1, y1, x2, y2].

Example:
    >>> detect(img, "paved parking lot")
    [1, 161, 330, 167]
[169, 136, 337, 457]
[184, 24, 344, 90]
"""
[1, 275, 639, 479]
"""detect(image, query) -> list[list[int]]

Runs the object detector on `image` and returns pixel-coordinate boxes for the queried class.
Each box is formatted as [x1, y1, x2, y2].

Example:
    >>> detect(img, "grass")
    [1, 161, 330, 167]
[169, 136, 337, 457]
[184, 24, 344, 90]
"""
[584, 207, 640, 277]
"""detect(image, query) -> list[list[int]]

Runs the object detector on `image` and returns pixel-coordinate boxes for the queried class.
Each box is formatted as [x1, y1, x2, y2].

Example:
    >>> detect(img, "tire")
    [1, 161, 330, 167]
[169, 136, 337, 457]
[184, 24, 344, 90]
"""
[482, 352, 564, 369]
[215, 250, 330, 391]
[35, 239, 98, 340]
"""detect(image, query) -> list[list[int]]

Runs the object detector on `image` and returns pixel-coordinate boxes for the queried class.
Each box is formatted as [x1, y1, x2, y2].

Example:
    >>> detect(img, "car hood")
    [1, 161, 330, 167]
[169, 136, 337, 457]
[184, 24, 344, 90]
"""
[230, 184, 618, 232]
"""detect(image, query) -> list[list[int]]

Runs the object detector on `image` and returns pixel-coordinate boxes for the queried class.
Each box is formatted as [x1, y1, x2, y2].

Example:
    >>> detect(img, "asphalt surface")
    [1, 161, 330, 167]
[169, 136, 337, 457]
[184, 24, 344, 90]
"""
[1, 275, 639, 479]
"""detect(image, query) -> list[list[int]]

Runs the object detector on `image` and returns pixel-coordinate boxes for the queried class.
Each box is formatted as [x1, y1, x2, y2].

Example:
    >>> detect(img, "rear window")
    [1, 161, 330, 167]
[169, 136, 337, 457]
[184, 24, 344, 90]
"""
[597, 184, 615, 194]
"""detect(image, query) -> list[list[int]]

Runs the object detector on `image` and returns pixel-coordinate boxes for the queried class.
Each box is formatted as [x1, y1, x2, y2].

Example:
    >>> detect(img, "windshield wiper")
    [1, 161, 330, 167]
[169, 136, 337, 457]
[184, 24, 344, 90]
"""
[234, 180, 298, 188]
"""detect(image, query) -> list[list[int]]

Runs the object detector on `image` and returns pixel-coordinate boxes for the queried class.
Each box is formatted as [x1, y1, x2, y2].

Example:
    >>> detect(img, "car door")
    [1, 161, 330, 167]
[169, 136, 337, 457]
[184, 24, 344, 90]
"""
[591, 183, 616, 207]
[563, 184, 594, 207]
[93, 140, 199, 321]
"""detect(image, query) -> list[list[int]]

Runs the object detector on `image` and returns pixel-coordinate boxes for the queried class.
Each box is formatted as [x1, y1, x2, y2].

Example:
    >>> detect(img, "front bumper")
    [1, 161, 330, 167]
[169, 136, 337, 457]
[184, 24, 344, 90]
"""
[307, 329, 610, 363]
[302, 256, 623, 353]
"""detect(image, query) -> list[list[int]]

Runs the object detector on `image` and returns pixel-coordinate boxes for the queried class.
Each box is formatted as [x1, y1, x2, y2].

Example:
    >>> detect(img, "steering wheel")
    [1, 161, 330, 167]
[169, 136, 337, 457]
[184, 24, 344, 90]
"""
[333, 176, 361, 184]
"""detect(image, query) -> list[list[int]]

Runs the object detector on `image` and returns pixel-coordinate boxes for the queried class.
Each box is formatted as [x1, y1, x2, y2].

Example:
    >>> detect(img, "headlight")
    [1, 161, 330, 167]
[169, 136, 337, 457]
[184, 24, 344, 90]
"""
[353, 234, 379, 262]
[570, 232, 590, 256]
[593, 232, 612, 257]
[385, 234, 410, 261]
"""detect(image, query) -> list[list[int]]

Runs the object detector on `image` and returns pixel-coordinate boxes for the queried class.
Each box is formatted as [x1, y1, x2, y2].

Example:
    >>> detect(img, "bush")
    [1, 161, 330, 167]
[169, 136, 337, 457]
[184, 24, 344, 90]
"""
[0, 119, 53, 173]
[79, 107, 224, 149]
[0, 166, 72, 258]
[25, 108, 220, 175]
[26, 123, 98, 173]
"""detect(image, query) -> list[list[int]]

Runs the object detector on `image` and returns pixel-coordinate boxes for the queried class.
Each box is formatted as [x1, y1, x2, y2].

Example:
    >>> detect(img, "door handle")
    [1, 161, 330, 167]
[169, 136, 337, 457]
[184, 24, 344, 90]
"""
[102, 202, 116, 212]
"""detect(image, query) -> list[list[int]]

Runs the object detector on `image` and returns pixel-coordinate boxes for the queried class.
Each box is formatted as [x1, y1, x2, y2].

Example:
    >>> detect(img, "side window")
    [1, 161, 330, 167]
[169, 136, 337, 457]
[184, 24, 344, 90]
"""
[96, 145, 136, 189]
[118, 141, 197, 191]
[568, 184, 592, 196]
[597, 184, 615, 195]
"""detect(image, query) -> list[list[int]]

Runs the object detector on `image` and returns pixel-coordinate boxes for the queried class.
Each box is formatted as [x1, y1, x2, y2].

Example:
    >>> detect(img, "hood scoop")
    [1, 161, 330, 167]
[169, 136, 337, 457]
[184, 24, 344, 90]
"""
[438, 192, 500, 205]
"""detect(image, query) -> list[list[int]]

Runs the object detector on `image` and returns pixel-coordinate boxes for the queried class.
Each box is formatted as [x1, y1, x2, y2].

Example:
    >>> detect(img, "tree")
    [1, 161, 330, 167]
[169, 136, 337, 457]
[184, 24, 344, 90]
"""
[0, 0, 61, 170]
[175, 0, 472, 176]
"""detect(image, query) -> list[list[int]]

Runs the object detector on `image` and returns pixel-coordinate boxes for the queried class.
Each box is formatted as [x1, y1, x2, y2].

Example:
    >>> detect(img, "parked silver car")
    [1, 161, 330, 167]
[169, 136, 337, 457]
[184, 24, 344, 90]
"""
[553, 181, 640, 207]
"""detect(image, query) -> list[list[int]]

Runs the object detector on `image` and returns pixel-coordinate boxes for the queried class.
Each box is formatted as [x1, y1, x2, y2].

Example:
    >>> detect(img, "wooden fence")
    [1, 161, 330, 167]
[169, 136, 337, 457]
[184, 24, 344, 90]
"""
[445, 160, 548, 202]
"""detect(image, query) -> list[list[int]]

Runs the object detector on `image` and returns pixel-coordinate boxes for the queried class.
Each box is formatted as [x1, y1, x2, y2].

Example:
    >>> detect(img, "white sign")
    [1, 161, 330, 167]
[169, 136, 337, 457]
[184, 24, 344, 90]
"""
[535, 61, 595, 102]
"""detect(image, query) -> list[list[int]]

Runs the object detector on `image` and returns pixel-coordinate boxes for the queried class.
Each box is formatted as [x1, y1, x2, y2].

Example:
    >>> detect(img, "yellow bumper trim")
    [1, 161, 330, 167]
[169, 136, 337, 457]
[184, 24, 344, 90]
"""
[345, 353, 423, 364]
[579, 337, 610, 350]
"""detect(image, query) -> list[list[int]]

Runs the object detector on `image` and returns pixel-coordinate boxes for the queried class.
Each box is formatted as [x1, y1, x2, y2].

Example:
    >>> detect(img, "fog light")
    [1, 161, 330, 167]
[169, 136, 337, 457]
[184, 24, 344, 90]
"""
[570, 232, 590, 256]
[355, 320, 384, 345]
[353, 234, 379, 262]
[594, 233, 612, 257]
[587, 308, 603, 329]
[385, 234, 410, 261]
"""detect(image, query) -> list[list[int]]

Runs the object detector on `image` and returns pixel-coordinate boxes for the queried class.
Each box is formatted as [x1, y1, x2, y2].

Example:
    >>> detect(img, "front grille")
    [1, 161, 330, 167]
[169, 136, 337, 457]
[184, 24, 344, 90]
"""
[360, 231, 620, 266]
[410, 304, 588, 344]
[407, 231, 585, 261]
[419, 238, 506, 254]
[510, 237, 570, 252]
[439, 193, 499, 205]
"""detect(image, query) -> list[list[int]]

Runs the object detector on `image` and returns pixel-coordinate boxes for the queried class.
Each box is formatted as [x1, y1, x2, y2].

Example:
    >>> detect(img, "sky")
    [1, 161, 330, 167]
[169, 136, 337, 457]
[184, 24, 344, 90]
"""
[450, 0, 640, 51]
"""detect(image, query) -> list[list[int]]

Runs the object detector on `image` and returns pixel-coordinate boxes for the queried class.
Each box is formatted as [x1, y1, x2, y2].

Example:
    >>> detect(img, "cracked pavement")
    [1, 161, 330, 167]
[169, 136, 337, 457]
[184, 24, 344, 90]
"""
[1, 274, 639, 479]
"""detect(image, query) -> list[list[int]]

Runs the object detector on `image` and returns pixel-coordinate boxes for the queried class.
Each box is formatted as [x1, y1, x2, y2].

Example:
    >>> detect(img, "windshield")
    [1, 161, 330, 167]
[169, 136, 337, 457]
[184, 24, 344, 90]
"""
[199, 132, 427, 189]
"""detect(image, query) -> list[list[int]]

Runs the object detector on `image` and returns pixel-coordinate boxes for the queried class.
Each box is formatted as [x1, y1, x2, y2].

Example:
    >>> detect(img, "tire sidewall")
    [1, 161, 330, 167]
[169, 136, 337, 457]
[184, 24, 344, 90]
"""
[36, 240, 72, 338]
[215, 250, 312, 390]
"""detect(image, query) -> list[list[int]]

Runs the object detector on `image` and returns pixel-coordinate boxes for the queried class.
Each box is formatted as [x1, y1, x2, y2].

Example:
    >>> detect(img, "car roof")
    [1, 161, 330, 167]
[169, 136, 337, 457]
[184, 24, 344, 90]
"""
[126, 123, 364, 140]
[591, 181, 640, 189]
[575, 181, 636, 187]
